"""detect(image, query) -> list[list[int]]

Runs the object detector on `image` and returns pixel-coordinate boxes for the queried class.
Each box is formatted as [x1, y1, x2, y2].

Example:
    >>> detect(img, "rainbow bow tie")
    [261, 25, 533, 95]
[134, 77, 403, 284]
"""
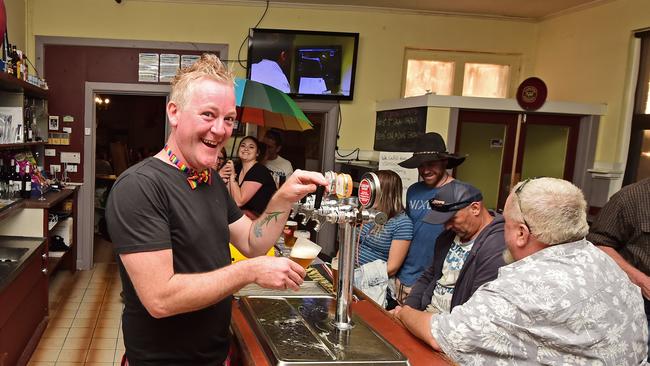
[164, 144, 212, 190]
[186, 169, 212, 190]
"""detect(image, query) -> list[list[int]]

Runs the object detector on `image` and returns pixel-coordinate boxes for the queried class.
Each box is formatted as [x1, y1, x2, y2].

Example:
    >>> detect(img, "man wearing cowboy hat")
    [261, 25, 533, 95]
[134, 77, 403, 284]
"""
[395, 132, 466, 301]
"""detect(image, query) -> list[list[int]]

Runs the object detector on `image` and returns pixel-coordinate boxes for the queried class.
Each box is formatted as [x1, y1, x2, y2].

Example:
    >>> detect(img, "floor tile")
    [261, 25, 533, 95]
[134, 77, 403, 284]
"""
[57, 349, 88, 363]
[42, 327, 70, 339]
[66, 327, 94, 339]
[86, 349, 116, 363]
[61, 337, 91, 350]
[36, 337, 65, 349]
[90, 338, 118, 350]
[29, 349, 60, 362]
[94, 327, 120, 339]
[27, 361, 56, 366]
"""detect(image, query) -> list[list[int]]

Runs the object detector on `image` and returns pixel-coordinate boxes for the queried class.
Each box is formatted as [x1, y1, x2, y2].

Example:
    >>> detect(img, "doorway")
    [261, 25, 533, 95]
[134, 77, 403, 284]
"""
[93, 94, 167, 261]
[454, 110, 580, 210]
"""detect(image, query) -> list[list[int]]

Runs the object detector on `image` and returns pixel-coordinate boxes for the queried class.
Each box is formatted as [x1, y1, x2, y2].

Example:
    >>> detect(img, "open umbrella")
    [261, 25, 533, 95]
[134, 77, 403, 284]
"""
[234, 77, 313, 132]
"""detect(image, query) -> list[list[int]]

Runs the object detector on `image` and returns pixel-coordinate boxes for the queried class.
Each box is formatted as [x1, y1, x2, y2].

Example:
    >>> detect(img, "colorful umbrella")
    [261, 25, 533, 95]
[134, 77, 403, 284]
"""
[234, 77, 313, 131]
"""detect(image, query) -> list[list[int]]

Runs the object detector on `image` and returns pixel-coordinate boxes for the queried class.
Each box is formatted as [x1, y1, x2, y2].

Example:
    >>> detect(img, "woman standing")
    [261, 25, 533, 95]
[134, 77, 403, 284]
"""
[228, 136, 276, 219]
[355, 170, 413, 308]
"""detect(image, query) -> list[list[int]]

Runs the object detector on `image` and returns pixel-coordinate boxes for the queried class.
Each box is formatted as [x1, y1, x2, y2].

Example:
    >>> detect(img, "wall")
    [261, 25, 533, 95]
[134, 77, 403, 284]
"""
[535, 0, 650, 171]
[25, 0, 538, 169]
[5, 0, 25, 50]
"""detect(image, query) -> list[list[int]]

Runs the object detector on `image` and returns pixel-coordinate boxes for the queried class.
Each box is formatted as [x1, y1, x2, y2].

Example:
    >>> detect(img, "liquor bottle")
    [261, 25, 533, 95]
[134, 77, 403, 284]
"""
[11, 45, 18, 76]
[0, 159, 6, 199]
[24, 100, 33, 142]
[21, 164, 32, 199]
[22, 164, 31, 198]
[8, 160, 20, 199]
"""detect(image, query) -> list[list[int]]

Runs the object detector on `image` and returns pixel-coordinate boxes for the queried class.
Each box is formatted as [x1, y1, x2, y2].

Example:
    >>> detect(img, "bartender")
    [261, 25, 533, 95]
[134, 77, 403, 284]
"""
[105, 54, 327, 365]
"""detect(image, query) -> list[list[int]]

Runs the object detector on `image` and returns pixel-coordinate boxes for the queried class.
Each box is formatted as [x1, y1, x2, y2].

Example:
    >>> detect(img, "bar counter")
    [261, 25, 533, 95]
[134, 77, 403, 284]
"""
[230, 282, 454, 366]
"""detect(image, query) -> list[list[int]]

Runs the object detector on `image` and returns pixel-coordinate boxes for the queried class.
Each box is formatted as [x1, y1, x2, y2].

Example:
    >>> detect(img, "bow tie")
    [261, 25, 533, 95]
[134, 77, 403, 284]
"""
[186, 169, 212, 190]
[164, 144, 213, 190]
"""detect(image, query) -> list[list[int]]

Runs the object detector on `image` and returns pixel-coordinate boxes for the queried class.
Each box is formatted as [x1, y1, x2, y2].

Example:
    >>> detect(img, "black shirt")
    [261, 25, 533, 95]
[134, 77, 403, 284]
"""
[587, 178, 650, 275]
[237, 162, 276, 216]
[106, 158, 242, 365]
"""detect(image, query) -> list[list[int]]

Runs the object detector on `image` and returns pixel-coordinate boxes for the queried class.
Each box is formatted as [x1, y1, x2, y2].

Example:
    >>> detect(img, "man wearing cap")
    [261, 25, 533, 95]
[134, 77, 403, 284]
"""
[396, 132, 466, 300]
[401, 180, 505, 314]
[394, 177, 648, 364]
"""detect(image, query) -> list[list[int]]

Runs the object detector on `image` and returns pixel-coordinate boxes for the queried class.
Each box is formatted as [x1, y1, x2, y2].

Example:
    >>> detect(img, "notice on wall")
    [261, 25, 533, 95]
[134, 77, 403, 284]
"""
[378, 152, 419, 203]
[181, 55, 201, 69]
[159, 54, 180, 82]
[138, 53, 159, 83]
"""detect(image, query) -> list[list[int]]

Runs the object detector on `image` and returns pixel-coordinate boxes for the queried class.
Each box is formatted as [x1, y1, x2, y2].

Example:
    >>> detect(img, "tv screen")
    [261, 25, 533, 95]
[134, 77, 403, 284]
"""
[247, 28, 359, 100]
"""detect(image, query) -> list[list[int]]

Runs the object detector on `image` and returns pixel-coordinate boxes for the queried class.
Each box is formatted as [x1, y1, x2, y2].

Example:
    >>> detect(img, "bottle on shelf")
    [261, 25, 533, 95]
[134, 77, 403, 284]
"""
[0, 159, 7, 199]
[24, 100, 34, 142]
[21, 164, 32, 199]
[8, 159, 20, 199]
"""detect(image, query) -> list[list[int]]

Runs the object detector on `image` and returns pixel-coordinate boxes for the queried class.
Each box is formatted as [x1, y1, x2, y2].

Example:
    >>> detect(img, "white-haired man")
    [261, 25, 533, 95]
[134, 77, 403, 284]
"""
[394, 177, 648, 364]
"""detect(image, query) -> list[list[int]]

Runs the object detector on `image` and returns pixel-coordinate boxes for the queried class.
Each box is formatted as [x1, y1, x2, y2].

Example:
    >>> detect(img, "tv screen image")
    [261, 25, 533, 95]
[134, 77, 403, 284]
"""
[247, 28, 359, 100]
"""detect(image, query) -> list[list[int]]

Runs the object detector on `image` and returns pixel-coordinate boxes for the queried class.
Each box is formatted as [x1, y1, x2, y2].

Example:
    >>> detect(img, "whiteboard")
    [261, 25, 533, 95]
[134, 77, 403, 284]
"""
[378, 152, 419, 203]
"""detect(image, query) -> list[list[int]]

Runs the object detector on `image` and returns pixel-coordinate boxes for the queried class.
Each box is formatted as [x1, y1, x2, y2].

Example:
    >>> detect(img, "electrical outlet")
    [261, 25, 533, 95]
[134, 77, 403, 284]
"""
[50, 164, 61, 173]
[65, 164, 77, 173]
[60, 152, 81, 164]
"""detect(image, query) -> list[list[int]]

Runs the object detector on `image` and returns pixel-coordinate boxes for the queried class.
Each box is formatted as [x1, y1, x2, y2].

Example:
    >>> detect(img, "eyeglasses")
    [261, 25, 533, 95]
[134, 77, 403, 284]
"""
[514, 178, 537, 234]
[429, 193, 482, 212]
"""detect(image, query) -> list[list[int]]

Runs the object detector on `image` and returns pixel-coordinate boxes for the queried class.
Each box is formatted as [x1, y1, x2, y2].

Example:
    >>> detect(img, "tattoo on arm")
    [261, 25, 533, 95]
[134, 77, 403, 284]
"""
[253, 211, 285, 238]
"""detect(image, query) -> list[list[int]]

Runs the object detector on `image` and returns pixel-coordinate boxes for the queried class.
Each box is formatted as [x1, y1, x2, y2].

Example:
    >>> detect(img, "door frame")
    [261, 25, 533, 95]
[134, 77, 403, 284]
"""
[81, 82, 171, 270]
[455, 110, 590, 210]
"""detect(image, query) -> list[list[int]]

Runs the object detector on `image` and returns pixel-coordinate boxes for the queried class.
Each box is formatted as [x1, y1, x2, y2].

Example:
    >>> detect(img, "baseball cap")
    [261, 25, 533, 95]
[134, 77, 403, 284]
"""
[423, 180, 483, 225]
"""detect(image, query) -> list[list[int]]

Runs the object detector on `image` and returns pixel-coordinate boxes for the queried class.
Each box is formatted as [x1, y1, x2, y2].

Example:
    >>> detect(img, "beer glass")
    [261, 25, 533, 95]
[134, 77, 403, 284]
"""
[283, 221, 298, 248]
[289, 237, 322, 269]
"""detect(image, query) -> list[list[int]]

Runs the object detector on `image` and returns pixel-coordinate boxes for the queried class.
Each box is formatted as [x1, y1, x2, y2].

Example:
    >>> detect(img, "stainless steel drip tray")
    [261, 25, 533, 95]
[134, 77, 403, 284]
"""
[240, 296, 408, 365]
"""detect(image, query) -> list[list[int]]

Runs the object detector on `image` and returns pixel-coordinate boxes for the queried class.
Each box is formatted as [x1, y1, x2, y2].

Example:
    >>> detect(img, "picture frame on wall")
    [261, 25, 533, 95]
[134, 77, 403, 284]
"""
[49, 115, 59, 131]
[0, 106, 23, 144]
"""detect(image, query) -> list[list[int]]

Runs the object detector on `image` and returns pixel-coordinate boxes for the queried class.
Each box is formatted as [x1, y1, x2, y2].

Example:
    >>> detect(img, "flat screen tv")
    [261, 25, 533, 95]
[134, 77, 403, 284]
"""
[247, 28, 359, 100]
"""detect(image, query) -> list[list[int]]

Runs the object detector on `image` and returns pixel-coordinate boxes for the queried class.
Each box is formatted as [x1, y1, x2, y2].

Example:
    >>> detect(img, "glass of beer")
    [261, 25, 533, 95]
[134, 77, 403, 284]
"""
[283, 221, 298, 248]
[289, 237, 322, 269]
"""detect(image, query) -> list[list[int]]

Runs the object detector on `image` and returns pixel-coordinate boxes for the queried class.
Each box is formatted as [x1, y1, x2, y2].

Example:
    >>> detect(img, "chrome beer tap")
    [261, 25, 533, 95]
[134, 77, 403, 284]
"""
[290, 172, 386, 330]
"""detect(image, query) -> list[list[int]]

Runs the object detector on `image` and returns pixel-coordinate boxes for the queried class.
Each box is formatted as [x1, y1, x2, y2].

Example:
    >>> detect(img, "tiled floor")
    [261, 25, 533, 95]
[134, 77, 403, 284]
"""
[28, 235, 124, 366]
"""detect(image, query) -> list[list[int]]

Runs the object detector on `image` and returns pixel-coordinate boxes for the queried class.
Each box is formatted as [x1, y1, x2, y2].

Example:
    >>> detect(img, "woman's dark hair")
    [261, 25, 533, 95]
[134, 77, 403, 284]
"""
[239, 135, 266, 161]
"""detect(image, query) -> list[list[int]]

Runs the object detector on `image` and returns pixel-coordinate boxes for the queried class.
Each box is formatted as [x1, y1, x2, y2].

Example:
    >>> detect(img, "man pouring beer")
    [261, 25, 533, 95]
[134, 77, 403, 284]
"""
[106, 54, 327, 365]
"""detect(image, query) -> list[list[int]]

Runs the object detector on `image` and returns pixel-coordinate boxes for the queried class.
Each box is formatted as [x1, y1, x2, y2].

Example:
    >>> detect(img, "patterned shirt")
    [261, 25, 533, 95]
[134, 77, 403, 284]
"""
[587, 178, 650, 274]
[358, 213, 413, 266]
[426, 236, 475, 314]
[431, 239, 648, 365]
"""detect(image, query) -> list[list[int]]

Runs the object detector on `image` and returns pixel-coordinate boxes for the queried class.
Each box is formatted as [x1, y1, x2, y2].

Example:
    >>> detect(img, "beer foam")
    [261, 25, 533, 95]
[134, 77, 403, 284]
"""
[290, 237, 322, 258]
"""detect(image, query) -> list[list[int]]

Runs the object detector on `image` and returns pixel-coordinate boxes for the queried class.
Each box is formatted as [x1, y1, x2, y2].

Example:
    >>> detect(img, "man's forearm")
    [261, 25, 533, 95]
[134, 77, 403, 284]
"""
[248, 198, 293, 255]
[398, 306, 442, 351]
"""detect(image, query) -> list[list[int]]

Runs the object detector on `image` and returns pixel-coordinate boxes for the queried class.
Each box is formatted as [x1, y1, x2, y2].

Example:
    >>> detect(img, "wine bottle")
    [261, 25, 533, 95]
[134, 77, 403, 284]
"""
[21, 164, 32, 199]
[8, 160, 20, 199]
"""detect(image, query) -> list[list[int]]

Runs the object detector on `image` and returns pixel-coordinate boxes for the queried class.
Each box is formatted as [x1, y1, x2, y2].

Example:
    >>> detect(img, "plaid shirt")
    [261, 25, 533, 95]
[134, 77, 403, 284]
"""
[587, 178, 650, 274]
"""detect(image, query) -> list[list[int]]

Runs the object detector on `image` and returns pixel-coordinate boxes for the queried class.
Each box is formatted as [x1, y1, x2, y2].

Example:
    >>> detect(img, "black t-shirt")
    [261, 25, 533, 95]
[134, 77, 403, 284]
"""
[105, 158, 242, 366]
[237, 162, 276, 216]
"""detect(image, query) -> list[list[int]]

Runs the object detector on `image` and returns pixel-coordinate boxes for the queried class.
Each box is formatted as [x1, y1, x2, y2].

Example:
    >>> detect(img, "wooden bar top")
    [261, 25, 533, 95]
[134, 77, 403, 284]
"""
[230, 298, 453, 366]
[23, 186, 78, 209]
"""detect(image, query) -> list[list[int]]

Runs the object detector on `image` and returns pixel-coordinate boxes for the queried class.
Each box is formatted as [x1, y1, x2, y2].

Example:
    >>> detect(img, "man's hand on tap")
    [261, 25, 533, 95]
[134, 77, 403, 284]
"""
[276, 169, 329, 203]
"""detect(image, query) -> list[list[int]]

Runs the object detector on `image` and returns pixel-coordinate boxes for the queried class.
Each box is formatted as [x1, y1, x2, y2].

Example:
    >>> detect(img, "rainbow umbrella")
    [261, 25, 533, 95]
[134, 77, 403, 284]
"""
[234, 77, 313, 131]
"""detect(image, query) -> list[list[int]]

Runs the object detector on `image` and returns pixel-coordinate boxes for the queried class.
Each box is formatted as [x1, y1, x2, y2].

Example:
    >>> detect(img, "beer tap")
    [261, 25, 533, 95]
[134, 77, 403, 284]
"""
[290, 172, 385, 330]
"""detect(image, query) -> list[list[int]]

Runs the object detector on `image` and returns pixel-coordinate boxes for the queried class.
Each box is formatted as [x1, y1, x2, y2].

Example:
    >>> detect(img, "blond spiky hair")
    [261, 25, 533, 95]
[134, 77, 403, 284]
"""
[169, 53, 234, 110]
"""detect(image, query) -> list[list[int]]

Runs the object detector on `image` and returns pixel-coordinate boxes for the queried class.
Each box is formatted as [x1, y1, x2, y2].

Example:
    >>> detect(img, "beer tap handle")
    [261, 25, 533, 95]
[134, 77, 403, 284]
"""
[314, 185, 325, 210]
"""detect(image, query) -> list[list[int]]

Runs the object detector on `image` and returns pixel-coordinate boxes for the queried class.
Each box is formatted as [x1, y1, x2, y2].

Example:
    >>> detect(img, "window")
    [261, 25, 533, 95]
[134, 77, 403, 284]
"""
[402, 49, 520, 98]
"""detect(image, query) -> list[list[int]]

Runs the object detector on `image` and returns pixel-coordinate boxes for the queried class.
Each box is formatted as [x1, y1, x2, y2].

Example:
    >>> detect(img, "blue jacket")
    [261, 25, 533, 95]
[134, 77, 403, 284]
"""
[404, 213, 506, 311]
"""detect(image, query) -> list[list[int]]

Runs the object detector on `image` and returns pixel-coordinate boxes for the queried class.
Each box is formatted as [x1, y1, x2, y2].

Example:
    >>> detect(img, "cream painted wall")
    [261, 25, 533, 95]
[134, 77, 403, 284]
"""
[535, 0, 650, 169]
[5, 0, 26, 50]
[25, 0, 538, 152]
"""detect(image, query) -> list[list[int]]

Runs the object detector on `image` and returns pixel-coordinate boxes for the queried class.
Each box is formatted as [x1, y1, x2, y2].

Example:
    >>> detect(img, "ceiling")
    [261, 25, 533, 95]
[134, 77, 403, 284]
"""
[217, 0, 608, 20]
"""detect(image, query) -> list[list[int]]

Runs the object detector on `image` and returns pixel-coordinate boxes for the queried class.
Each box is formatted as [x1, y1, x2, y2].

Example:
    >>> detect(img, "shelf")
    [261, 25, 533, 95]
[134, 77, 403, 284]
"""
[0, 72, 48, 99]
[0, 141, 45, 150]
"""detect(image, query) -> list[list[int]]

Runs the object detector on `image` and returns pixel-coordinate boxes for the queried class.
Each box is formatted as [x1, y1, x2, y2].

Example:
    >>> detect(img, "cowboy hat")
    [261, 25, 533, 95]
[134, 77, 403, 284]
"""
[398, 132, 466, 169]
